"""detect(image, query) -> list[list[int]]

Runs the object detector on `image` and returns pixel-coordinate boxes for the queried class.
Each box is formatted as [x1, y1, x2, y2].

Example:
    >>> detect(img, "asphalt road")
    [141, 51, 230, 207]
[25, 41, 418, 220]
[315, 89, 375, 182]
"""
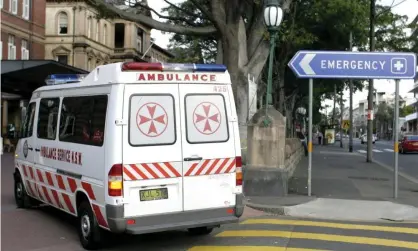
[2, 153, 418, 251]
[350, 138, 418, 179]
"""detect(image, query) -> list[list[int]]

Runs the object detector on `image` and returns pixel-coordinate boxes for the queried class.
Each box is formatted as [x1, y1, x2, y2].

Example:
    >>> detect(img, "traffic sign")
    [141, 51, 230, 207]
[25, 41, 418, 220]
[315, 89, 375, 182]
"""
[288, 50, 417, 79]
[342, 120, 350, 130]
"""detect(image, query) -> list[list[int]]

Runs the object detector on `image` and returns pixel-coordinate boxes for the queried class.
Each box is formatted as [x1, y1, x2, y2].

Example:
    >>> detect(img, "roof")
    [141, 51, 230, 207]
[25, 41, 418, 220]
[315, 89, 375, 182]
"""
[151, 43, 175, 58]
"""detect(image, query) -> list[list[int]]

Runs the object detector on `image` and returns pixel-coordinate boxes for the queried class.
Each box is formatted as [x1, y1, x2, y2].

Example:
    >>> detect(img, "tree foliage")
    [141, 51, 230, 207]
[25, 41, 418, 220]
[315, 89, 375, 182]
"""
[163, 0, 412, 124]
[400, 105, 415, 117]
[93, 0, 413, 129]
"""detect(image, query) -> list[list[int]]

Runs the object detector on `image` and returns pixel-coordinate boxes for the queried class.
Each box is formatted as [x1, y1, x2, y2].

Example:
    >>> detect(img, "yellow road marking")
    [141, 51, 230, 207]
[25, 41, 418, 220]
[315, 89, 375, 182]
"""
[188, 247, 328, 251]
[241, 219, 418, 235]
[216, 230, 418, 250]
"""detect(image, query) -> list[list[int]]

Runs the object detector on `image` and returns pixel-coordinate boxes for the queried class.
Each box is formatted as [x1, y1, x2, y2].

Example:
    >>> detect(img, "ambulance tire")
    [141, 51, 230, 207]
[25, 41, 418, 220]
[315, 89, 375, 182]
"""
[14, 172, 36, 209]
[77, 201, 103, 250]
[187, 226, 214, 236]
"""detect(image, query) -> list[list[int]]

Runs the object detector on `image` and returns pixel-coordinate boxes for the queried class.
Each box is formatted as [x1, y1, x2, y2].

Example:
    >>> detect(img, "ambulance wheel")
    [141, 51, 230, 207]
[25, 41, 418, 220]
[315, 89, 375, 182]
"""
[77, 201, 102, 250]
[187, 226, 214, 235]
[14, 173, 33, 208]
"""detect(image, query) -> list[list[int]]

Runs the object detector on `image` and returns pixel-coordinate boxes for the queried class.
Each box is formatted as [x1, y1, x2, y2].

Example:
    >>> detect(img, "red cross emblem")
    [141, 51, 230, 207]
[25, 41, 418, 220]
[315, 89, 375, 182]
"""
[193, 102, 221, 135]
[136, 102, 168, 137]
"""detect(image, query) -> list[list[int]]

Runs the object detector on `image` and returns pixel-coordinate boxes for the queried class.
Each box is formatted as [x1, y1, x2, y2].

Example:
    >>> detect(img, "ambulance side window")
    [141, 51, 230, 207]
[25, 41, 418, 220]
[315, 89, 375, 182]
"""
[59, 95, 107, 146]
[21, 102, 36, 138]
[37, 98, 60, 140]
[185, 94, 229, 144]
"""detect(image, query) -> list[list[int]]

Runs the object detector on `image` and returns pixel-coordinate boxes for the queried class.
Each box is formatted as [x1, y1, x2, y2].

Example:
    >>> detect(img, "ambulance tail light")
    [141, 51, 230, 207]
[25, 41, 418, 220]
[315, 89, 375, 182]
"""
[121, 62, 227, 72]
[108, 164, 123, 197]
[235, 156, 243, 186]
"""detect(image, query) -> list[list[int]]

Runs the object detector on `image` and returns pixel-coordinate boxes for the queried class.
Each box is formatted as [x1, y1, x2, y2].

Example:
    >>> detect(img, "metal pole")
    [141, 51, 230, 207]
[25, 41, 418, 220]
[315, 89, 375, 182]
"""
[394, 79, 400, 198]
[349, 31, 354, 152]
[340, 92, 344, 148]
[367, 0, 375, 162]
[308, 78, 313, 197]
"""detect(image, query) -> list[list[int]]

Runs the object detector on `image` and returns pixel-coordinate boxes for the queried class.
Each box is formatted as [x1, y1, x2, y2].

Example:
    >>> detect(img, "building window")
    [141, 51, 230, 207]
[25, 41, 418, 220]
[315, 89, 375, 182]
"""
[136, 28, 143, 52]
[21, 40, 29, 60]
[87, 17, 92, 38]
[136, 38, 142, 53]
[95, 21, 99, 41]
[9, 0, 17, 14]
[0, 42, 2, 60]
[1, 0, 3, 9]
[103, 24, 107, 45]
[58, 12, 68, 34]
[8, 35, 16, 60]
[57, 55, 68, 64]
[22, 0, 29, 19]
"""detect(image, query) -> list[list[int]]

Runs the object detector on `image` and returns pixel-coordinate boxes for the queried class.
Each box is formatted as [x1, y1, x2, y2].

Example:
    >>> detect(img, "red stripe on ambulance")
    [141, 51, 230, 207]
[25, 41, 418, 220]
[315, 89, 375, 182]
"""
[18, 165, 108, 228]
[123, 162, 181, 180]
[185, 158, 236, 177]
[92, 204, 109, 228]
[82, 182, 96, 201]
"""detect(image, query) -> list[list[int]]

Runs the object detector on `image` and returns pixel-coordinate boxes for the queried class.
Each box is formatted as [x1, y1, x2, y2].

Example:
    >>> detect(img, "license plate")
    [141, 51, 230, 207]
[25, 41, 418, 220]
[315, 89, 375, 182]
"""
[139, 188, 168, 201]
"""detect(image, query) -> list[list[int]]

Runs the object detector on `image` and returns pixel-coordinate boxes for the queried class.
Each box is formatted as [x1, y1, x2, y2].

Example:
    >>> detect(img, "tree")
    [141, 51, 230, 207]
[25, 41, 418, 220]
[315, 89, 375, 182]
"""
[92, 0, 294, 127]
[91, 0, 412, 131]
[400, 105, 415, 117]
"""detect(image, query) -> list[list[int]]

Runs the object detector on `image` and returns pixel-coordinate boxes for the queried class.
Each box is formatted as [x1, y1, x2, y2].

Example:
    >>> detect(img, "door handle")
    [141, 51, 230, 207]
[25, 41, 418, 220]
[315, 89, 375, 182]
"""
[184, 157, 203, 161]
[35, 148, 40, 152]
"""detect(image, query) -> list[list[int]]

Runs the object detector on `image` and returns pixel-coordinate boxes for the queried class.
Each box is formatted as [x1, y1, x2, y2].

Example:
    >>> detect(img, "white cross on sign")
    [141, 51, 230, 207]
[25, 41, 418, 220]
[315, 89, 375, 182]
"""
[393, 60, 404, 71]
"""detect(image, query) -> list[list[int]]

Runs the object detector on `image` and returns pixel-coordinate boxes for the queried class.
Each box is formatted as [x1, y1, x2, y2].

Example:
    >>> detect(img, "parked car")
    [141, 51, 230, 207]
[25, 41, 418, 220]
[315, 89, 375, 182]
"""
[360, 134, 376, 144]
[399, 135, 418, 154]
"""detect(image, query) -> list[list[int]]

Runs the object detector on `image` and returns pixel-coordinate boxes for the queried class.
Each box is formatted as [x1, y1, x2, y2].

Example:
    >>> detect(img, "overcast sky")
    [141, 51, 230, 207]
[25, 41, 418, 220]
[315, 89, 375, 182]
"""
[147, 0, 418, 109]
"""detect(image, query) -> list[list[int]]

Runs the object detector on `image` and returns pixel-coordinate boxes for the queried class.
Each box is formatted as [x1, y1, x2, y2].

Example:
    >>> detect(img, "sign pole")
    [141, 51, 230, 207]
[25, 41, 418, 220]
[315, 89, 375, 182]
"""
[308, 78, 313, 197]
[394, 79, 400, 198]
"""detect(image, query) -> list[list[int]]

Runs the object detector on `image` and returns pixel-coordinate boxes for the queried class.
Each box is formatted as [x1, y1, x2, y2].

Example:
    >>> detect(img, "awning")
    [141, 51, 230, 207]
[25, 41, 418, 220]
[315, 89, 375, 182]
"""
[1, 60, 88, 98]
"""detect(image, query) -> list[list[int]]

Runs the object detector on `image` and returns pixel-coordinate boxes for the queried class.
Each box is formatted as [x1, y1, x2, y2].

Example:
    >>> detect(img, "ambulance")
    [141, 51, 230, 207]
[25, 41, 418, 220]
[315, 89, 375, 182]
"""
[13, 62, 244, 250]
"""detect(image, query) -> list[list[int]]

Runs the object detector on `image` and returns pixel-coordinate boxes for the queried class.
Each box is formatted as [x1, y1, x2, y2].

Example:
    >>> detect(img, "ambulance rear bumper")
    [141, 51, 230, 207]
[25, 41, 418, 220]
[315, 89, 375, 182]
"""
[106, 193, 244, 234]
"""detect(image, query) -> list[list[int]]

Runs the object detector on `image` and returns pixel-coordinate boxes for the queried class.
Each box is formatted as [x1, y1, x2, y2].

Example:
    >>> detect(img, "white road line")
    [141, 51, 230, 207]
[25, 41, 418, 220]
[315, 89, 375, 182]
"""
[372, 149, 383, 153]
[384, 148, 394, 152]
[357, 150, 367, 153]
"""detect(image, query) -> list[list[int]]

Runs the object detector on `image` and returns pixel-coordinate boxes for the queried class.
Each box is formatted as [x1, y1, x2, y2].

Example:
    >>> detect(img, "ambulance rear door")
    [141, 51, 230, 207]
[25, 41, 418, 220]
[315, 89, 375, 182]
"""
[179, 83, 237, 211]
[122, 83, 183, 217]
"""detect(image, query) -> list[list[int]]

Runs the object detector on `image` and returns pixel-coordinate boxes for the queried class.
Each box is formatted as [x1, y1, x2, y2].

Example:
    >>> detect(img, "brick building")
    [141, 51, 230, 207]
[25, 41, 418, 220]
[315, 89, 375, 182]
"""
[1, 0, 46, 59]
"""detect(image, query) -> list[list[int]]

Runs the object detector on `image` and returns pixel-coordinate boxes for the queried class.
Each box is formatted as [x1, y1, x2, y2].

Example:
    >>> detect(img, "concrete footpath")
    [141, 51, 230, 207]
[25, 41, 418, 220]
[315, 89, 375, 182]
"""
[245, 145, 418, 222]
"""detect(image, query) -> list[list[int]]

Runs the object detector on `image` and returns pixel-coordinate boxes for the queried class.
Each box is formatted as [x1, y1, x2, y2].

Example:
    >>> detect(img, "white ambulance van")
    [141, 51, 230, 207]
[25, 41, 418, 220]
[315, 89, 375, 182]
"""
[13, 62, 244, 250]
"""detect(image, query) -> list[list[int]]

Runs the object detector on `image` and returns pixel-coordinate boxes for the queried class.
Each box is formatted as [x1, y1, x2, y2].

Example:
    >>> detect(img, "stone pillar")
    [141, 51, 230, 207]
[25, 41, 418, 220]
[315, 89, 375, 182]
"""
[243, 106, 287, 197]
[2, 100, 8, 136]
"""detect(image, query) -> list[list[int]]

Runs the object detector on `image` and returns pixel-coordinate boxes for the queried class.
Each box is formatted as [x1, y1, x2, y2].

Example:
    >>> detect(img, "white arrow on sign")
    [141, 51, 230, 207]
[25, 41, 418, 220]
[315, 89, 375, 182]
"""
[299, 53, 316, 75]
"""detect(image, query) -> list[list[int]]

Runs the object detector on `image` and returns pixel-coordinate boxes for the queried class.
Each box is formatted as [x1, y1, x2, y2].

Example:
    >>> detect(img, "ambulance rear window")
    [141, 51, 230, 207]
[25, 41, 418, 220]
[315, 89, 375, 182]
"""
[129, 94, 176, 146]
[185, 94, 229, 144]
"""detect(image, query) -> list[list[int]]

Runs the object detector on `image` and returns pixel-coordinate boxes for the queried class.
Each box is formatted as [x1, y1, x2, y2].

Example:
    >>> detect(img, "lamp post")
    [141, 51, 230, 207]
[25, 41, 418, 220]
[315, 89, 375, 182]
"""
[263, 0, 283, 125]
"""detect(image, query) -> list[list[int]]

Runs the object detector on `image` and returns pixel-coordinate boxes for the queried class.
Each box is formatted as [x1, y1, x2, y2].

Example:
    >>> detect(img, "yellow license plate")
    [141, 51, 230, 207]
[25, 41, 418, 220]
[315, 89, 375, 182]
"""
[139, 188, 168, 201]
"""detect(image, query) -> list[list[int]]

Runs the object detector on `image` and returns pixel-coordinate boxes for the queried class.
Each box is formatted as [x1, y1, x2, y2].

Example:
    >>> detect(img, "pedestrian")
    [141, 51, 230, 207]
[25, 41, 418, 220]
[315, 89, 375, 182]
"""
[318, 131, 323, 145]
[297, 131, 308, 156]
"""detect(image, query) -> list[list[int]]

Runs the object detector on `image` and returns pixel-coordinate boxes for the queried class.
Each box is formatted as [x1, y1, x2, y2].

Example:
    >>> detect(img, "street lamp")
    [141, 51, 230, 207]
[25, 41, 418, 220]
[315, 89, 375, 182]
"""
[263, 0, 283, 125]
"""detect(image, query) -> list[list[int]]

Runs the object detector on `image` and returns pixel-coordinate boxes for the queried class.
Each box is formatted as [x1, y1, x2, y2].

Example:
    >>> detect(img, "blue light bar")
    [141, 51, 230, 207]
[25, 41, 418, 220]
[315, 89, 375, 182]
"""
[163, 63, 195, 72]
[194, 64, 227, 72]
[45, 74, 87, 85]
